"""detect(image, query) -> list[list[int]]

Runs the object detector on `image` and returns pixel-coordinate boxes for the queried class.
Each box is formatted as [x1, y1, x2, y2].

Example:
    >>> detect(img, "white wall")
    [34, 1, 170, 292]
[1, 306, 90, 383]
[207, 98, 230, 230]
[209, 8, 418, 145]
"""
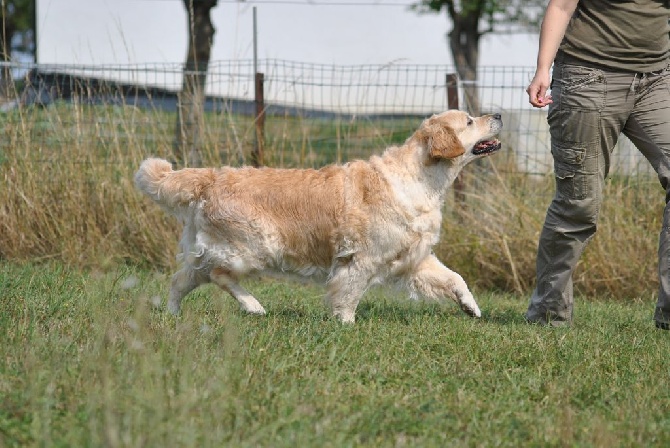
[36, 0, 537, 67]
[33, 1, 652, 175]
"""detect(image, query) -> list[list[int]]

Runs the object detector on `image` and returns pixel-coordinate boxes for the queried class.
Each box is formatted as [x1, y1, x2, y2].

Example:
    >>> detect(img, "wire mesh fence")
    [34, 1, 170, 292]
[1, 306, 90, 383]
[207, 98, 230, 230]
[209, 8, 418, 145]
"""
[0, 59, 647, 175]
[1, 59, 664, 285]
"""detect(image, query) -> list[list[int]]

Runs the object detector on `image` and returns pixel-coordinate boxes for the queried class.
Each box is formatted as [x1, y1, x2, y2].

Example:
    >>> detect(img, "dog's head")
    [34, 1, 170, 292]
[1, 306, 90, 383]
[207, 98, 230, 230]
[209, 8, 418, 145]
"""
[413, 110, 503, 164]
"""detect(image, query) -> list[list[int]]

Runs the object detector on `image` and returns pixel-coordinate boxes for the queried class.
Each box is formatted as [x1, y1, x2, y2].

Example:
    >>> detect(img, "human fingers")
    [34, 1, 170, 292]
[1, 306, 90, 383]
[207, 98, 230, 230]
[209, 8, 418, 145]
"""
[527, 82, 552, 108]
[526, 83, 544, 108]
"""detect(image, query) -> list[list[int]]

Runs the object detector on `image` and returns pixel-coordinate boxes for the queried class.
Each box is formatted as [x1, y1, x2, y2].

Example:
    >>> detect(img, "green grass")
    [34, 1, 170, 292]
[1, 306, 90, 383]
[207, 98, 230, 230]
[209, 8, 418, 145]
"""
[1, 262, 669, 447]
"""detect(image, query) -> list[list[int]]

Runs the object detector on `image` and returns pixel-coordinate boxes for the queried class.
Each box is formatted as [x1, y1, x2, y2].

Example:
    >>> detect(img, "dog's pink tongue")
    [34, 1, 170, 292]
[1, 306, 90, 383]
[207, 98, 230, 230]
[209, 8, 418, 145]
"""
[476, 140, 494, 148]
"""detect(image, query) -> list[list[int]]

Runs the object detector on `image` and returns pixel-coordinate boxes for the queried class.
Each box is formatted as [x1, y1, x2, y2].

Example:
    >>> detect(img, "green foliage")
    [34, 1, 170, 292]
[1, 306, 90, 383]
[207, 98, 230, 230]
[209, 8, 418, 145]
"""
[412, 0, 546, 33]
[1, 262, 669, 447]
[0, 0, 34, 55]
[1, 0, 33, 29]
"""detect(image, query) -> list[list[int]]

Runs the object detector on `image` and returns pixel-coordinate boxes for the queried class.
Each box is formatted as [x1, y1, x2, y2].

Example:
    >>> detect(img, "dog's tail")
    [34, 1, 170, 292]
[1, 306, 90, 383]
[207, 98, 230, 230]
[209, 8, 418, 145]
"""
[134, 158, 214, 212]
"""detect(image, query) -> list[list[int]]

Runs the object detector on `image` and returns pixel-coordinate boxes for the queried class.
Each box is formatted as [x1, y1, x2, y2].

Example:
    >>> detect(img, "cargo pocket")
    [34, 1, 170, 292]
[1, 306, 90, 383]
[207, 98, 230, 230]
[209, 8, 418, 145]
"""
[553, 144, 588, 200]
[556, 65, 605, 111]
[547, 65, 604, 144]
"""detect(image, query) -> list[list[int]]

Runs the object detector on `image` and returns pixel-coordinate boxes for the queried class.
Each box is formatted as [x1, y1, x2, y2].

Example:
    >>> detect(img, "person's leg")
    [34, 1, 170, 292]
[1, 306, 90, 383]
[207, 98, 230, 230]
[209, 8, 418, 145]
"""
[526, 65, 631, 325]
[526, 180, 603, 326]
[621, 66, 670, 329]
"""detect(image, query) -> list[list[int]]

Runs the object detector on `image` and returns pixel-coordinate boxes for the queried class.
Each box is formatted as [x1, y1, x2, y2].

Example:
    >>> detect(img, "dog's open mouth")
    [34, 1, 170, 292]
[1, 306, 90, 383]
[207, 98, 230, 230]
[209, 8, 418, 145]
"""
[472, 139, 502, 155]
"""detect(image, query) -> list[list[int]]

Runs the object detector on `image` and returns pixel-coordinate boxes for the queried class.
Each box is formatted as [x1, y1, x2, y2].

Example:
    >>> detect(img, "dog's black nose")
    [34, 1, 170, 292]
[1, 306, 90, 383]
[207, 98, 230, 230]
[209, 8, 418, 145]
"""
[493, 113, 502, 120]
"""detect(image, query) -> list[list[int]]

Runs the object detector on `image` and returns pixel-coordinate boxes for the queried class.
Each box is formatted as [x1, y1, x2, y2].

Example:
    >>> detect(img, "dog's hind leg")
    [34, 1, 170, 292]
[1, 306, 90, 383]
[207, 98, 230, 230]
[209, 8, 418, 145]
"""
[210, 267, 266, 315]
[168, 267, 207, 315]
[408, 254, 481, 318]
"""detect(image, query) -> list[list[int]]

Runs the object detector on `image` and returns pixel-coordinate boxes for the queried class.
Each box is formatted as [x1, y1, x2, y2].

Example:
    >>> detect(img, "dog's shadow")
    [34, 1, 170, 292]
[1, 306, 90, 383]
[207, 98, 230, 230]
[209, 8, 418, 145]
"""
[353, 302, 427, 325]
[269, 307, 318, 320]
[264, 300, 526, 326]
[356, 301, 529, 326]
[480, 308, 528, 326]
[265, 301, 445, 324]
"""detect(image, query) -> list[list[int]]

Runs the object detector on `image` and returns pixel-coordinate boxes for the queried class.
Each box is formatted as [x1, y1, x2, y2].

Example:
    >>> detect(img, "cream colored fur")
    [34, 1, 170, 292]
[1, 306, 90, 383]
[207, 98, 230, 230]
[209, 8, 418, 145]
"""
[135, 110, 502, 323]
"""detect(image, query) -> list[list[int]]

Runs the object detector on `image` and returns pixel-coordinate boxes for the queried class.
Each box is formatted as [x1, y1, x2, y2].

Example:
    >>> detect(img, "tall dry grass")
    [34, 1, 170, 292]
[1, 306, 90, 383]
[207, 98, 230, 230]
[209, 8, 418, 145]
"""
[1, 103, 179, 267]
[438, 155, 663, 299]
[0, 102, 663, 298]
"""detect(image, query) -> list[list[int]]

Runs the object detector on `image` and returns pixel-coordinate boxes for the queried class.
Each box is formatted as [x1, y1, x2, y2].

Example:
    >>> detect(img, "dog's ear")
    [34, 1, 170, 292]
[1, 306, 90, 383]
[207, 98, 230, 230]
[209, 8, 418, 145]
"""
[420, 123, 465, 160]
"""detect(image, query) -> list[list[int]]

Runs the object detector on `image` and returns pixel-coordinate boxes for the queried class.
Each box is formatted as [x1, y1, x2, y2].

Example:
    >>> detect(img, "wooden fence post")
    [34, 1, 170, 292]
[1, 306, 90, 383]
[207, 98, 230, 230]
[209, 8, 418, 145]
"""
[447, 73, 465, 204]
[447, 73, 459, 111]
[252, 72, 265, 167]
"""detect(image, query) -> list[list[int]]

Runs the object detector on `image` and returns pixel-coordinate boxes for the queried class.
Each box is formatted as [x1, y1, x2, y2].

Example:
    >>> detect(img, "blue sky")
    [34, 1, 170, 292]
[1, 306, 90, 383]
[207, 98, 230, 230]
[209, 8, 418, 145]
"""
[37, 0, 538, 67]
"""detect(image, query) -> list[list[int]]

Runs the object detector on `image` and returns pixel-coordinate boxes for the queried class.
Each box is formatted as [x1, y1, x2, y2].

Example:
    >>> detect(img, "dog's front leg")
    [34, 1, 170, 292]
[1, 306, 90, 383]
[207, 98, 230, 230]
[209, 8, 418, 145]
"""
[326, 261, 373, 324]
[408, 254, 481, 318]
[168, 267, 207, 314]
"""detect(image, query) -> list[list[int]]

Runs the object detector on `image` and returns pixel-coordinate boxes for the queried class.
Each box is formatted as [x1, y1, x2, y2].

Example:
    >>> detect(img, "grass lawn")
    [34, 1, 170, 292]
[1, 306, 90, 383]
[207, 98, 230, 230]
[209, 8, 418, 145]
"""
[1, 262, 669, 447]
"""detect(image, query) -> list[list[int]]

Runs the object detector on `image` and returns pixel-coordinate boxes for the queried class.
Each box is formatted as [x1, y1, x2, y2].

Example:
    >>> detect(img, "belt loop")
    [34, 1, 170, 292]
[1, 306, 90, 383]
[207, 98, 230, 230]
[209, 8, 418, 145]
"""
[630, 72, 638, 93]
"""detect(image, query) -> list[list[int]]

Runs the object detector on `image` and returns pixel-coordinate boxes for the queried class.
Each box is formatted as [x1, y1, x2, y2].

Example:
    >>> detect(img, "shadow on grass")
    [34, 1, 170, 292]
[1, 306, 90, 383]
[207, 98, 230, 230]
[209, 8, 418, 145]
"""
[258, 298, 529, 327]
[264, 300, 445, 324]
[267, 306, 334, 323]
[354, 301, 453, 324]
[357, 301, 531, 327]
[481, 308, 528, 326]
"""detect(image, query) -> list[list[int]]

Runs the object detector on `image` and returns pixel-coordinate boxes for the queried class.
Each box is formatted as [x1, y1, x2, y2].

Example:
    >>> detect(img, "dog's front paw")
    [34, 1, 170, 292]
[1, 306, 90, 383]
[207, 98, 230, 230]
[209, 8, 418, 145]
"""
[332, 308, 356, 324]
[167, 301, 181, 315]
[460, 302, 481, 318]
[458, 292, 481, 318]
[242, 303, 267, 315]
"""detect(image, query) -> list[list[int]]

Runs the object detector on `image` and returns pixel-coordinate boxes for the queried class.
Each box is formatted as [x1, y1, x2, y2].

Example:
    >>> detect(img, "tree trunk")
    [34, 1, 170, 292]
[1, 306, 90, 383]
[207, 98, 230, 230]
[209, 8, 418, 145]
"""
[445, 6, 485, 197]
[174, 0, 217, 167]
[0, 14, 16, 101]
[446, 10, 481, 116]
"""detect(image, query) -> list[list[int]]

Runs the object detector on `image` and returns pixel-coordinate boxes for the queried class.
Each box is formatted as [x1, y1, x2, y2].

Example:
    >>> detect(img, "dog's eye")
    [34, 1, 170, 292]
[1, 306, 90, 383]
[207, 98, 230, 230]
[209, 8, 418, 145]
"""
[467, 118, 474, 126]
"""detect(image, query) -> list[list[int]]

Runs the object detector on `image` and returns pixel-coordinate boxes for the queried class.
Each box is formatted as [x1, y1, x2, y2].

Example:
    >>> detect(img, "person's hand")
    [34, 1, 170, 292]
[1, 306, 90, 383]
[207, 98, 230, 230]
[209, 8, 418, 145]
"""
[526, 71, 553, 108]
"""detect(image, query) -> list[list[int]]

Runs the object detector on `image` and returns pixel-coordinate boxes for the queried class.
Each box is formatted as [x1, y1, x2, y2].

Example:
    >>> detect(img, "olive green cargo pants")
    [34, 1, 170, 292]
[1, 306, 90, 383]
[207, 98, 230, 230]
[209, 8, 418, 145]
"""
[526, 61, 670, 327]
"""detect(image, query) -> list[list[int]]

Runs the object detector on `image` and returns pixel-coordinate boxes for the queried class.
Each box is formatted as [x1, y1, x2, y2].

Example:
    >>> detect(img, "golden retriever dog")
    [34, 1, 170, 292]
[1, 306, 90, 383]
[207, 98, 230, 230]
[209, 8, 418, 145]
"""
[135, 110, 502, 323]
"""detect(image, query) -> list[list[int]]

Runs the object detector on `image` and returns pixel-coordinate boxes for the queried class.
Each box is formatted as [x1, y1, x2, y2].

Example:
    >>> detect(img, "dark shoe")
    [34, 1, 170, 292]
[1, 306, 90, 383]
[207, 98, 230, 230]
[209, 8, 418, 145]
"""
[525, 315, 570, 328]
[525, 310, 571, 328]
[655, 321, 670, 330]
